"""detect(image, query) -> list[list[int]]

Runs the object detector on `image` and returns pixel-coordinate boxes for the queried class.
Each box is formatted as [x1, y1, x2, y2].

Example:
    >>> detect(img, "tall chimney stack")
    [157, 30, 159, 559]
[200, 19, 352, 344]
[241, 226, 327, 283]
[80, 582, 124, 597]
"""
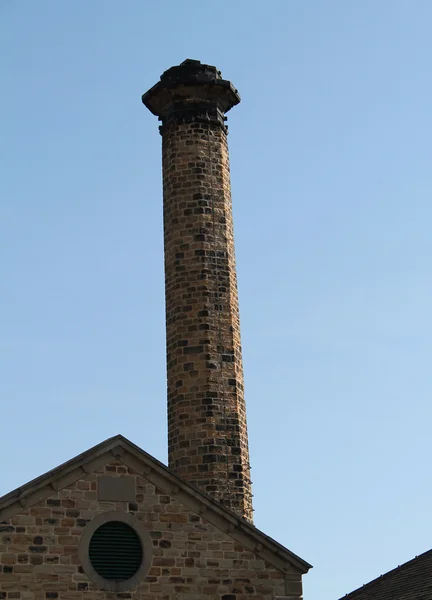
[142, 60, 253, 522]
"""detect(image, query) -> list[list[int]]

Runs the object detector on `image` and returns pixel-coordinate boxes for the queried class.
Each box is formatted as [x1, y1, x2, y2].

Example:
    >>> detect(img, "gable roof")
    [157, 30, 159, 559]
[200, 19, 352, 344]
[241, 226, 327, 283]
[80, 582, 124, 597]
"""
[0, 434, 312, 575]
[340, 548, 432, 600]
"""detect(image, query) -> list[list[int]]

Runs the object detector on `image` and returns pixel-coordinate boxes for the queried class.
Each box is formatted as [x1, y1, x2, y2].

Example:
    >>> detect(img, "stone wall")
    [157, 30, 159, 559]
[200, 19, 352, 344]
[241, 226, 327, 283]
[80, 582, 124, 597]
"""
[0, 460, 300, 599]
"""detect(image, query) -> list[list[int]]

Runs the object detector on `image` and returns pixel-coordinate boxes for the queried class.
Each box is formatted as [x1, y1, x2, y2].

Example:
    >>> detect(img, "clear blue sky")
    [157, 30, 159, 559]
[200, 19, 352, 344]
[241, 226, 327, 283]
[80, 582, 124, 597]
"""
[1, 2, 431, 599]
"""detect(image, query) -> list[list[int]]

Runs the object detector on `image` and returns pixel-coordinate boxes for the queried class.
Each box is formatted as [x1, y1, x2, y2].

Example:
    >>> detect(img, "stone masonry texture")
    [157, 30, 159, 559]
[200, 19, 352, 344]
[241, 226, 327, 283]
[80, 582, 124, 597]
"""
[142, 60, 253, 522]
[0, 460, 302, 599]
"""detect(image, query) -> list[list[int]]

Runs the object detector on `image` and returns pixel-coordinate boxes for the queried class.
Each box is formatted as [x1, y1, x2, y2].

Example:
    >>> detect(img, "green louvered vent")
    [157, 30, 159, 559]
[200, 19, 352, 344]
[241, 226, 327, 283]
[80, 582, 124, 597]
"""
[89, 521, 143, 581]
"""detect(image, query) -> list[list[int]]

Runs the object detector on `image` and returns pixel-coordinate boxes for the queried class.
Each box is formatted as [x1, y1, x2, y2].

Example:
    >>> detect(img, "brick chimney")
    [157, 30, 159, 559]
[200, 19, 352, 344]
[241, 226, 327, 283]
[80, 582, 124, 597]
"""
[142, 59, 253, 522]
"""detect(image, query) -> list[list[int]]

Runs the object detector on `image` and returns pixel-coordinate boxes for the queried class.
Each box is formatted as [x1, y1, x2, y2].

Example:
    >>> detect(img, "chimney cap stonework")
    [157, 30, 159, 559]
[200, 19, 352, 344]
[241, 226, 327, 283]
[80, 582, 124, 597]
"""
[142, 58, 241, 119]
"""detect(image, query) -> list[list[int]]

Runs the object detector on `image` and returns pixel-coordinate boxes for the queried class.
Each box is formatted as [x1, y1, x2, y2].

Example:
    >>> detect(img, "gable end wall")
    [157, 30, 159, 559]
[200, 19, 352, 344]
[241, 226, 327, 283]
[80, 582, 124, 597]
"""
[0, 460, 302, 599]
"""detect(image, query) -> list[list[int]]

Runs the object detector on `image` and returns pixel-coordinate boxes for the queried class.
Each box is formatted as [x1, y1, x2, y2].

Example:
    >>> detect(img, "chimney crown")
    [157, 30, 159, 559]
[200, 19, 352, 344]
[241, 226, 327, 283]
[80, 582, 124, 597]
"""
[142, 59, 240, 120]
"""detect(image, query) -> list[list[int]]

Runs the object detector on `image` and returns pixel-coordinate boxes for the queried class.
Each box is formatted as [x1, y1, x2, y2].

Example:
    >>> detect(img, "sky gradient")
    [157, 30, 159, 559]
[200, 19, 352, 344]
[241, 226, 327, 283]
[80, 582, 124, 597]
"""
[1, 2, 432, 599]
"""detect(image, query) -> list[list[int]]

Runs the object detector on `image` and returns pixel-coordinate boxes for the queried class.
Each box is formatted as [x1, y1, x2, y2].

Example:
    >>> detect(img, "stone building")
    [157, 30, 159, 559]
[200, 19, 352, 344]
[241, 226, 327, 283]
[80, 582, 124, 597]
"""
[0, 60, 311, 599]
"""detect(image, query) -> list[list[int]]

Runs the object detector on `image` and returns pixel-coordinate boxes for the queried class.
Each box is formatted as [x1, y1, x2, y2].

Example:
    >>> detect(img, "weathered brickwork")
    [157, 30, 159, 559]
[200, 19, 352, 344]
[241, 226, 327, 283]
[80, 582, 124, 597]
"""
[143, 60, 253, 521]
[0, 460, 297, 599]
[162, 120, 252, 520]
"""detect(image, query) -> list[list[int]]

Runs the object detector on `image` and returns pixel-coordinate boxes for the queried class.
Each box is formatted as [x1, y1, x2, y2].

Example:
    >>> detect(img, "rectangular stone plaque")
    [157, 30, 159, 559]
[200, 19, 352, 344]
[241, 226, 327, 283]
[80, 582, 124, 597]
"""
[98, 476, 136, 502]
